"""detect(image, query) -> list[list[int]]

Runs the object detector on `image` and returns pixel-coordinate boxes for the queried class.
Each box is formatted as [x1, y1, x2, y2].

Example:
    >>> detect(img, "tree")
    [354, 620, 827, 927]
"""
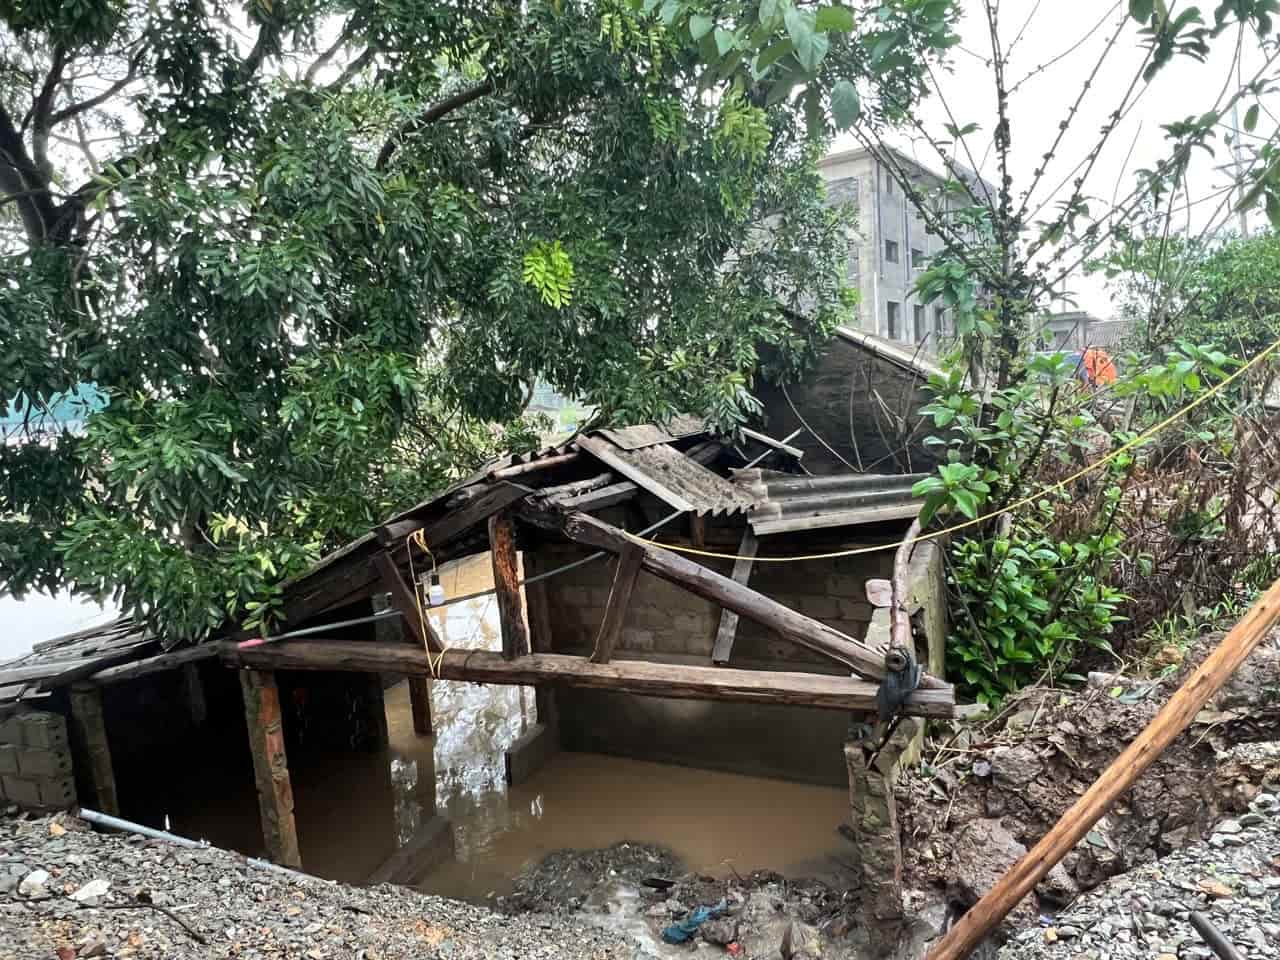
[1, 1, 954, 639]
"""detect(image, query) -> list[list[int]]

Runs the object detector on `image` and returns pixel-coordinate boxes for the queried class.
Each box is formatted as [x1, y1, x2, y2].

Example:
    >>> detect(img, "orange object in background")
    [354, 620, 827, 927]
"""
[1081, 346, 1117, 385]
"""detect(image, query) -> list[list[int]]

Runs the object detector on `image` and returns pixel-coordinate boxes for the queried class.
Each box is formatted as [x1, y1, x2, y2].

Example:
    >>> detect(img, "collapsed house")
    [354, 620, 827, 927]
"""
[0, 328, 959, 942]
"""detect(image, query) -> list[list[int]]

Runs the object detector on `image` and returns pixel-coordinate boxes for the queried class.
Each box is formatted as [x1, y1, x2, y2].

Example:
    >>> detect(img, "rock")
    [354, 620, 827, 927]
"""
[69, 878, 111, 903]
[1198, 880, 1233, 899]
[1214, 819, 1243, 834]
[700, 918, 736, 946]
[779, 920, 819, 960]
[77, 937, 108, 958]
[18, 869, 49, 897]
[948, 819, 1077, 930]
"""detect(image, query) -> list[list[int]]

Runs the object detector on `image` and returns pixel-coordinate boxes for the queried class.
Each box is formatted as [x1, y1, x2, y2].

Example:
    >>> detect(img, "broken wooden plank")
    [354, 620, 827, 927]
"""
[488, 510, 529, 660]
[927, 575, 1280, 960]
[711, 528, 758, 665]
[554, 480, 639, 512]
[239, 669, 302, 868]
[226, 639, 959, 717]
[372, 552, 443, 653]
[591, 542, 644, 664]
[524, 507, 946, 688]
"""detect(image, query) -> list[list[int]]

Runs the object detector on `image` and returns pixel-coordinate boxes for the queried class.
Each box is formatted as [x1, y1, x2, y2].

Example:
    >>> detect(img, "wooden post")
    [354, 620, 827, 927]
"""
[239, 669, 302, 868]
[183, 662, 208, 727]
[712, 528, 758, 664]
[408, 676, 433, 736]
[927, 576, 1280, 960]
[523, 577, 559, 729]
[488, 510, 529, 660]
[689, 515, 706, 549]
[68, 684, 119, 816]
[591, 542, 644, 664]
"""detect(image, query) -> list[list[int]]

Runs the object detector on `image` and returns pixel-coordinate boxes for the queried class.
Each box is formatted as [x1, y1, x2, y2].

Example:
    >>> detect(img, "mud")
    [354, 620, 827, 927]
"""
[896, 625, 1280, 940]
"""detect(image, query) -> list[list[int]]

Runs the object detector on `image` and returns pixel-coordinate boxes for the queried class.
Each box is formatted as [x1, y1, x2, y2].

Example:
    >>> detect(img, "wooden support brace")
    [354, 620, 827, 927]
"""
[372, 551, 443, 653]
[591, 542, 644, 664]
[521, 506, 946, 687]
[488, 510, 530, 660]
[711, 528, 758, 665]
[927, 576, 1280, 960]
[689, 515, 706, 549]
[239, 669, 302, 868]
[68, 684, 119, 816]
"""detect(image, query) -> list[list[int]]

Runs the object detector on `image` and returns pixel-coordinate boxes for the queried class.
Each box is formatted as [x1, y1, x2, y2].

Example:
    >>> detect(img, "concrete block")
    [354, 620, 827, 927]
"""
[2, 775, 40, 808]
[504, 722, 558, 787]
[17, 712, 68, 750]
[0, 743, 17, 774]
[15, 747, 71, 778]
[38, 776, 76, 809]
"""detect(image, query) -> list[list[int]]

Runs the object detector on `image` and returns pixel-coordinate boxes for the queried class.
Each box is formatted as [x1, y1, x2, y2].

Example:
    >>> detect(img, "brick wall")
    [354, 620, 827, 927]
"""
[527, 541, 891, 667]
[0, 708, 76, 811]
[523, 530, 899, 785]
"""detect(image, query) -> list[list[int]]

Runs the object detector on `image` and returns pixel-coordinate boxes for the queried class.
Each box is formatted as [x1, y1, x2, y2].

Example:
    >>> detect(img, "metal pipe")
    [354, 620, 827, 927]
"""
[1189, 912, 1245, 960]
[77, 808, 315, 882]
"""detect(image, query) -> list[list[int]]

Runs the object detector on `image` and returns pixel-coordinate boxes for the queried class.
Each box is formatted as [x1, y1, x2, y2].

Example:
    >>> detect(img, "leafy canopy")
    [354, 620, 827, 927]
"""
[1, 1, 954, 639]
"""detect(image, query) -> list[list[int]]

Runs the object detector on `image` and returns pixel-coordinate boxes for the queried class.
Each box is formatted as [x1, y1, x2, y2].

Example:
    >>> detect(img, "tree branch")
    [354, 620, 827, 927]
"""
[31, 44, 69, 177]
[376, 80, 494, 170]
[49, 51, 145, 127]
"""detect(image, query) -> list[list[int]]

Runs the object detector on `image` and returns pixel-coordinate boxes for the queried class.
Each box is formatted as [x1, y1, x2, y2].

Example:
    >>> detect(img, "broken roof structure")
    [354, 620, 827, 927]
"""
[4, 409, 953, 716]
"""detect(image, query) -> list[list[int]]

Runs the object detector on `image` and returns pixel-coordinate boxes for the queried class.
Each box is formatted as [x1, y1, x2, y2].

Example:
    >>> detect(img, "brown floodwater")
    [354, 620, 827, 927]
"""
[159, 553, 853, 902]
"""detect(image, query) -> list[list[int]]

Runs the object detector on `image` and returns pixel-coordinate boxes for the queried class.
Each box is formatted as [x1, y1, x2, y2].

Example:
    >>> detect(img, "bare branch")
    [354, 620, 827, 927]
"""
[305, 19, 354, 84]
[31, 44, 69, 177]
[49, 51, 145, 126]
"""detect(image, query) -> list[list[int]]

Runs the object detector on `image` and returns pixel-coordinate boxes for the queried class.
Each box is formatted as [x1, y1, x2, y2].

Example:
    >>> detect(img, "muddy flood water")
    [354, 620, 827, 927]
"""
[164, 554, 854, 908]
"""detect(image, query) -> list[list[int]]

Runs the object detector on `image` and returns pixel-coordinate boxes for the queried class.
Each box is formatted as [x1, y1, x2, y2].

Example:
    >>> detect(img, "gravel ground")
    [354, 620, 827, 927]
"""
[0, 813, 639, 960]
[998, 791, 1280, 959]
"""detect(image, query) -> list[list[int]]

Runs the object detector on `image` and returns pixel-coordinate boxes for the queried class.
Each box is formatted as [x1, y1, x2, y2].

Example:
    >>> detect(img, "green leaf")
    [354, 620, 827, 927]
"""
[815, 5, 855, 33]
[1129, 0, 1154, 22]
[830, 79, 861, 129]
[1245, 103, 1259, 133]
[714, 26, 735, 56]
[755, 37, 794, 72]
[952, 488, 978, 519]
[758, 0, 783, 26]
[784, 7, 827, 71]
[689, 14, 714, 40]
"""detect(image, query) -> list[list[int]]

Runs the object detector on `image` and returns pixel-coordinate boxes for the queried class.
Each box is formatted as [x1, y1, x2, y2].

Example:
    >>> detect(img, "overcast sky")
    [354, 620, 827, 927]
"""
[832, 1, 1278, 317]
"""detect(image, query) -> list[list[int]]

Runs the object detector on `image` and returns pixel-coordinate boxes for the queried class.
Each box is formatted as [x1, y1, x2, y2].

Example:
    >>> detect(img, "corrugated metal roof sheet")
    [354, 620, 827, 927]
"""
[734, 469, 928, 535]
[594, 415, 706, 450]
[576, 434, 756, 516]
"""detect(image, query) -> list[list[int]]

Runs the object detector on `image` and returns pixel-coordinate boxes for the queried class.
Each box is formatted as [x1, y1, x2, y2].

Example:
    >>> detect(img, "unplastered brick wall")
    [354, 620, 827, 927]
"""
[526, 537, 892, 666]
[0, 707, 76, 811]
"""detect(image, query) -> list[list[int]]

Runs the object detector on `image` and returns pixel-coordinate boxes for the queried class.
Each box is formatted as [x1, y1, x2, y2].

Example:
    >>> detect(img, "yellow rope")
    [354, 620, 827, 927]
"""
[406, 529, 447, 678]
[621, 336, 1280, 563]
